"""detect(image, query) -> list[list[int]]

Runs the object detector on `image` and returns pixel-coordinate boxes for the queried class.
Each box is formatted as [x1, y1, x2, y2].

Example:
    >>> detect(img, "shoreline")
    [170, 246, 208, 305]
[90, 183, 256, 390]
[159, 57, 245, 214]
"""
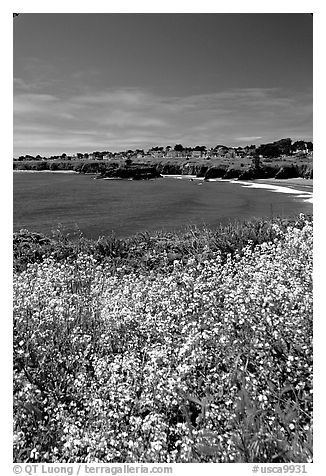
[230, 179, 313, 204]
[13, 169, 78, 174]
[162, 175, 313, 204]
[255, 177, 313, 186]
[13, 170, 313, 203]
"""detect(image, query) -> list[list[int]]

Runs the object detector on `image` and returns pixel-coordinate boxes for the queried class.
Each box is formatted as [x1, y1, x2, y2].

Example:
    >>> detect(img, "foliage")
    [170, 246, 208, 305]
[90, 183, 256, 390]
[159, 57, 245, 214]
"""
[256, 144, 281, 159]
[174, 144, 184, 152]
[14, 216, 311, 273]
[274, 138, 292, 156]
[292, 141, 313, 152]
[13, 215, 313, 463]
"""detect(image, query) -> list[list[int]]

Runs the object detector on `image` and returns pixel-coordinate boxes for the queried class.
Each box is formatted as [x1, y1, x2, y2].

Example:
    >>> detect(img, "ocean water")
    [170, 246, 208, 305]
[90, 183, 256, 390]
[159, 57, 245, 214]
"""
[13, 173, 313, 239]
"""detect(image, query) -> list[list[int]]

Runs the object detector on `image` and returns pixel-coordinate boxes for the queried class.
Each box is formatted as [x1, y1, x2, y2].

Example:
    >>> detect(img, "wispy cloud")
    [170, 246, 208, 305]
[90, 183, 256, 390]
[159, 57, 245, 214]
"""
[14, 93, 59, 115]
[13, 82, 313, 156]
[235, 136, 263, 142]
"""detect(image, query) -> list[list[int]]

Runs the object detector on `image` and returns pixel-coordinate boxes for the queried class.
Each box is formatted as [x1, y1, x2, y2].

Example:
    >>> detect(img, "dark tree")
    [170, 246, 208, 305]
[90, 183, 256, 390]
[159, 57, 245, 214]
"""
[274, 138, 292, 155]
[292, 140, 311, 152]
[244, 144, 256, 152]
[174, 144, 184, 152]
[150, 146, 164, 152]
[256, 143, 281, 158]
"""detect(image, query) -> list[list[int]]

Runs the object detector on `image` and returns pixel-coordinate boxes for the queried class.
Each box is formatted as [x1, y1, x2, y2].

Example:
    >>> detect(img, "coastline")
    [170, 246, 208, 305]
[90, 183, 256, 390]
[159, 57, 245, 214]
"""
[255, 177, 313, 186]
[162, 175, 313, 204]
[13, 170, 78, 174]
[13, 170, 314, 204]
[230, 178, 313, 204]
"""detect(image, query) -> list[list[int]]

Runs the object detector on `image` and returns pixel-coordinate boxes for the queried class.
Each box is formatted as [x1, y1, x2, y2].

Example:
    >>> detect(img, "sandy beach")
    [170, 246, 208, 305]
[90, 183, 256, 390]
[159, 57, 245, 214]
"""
[255, 177, 313, 188]
[231, 178, 313, 204]
[204, 177, 313, 204]
[161, 175, 313, 204]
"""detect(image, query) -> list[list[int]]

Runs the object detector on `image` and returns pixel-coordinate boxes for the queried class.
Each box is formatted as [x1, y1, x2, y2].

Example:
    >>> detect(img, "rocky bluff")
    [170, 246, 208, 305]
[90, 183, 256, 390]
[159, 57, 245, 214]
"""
[156, 161, 313, 180]
[99, 164, 162, 180]
[13, 157, 313, 181]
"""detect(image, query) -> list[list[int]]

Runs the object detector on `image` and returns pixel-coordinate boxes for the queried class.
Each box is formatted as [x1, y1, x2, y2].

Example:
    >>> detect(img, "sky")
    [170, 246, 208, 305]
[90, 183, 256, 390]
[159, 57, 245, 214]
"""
[13, 13, 313, 156]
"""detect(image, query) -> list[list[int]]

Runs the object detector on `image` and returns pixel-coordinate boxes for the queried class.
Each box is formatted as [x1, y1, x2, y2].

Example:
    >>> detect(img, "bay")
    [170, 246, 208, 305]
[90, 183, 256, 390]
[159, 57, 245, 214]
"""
[13, 172, 313, 239]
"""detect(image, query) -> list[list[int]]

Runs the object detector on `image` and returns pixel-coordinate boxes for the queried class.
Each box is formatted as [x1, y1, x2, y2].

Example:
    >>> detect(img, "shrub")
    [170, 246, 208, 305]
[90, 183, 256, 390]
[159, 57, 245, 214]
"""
[13, 216, 313, 462]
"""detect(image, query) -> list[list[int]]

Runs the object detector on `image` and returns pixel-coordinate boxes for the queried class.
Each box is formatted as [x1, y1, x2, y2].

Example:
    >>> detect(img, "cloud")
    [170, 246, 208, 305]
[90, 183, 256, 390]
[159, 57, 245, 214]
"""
[14, 93, 58, 114]
[235, 136, 263, 142]
[13, 83, 313, 156]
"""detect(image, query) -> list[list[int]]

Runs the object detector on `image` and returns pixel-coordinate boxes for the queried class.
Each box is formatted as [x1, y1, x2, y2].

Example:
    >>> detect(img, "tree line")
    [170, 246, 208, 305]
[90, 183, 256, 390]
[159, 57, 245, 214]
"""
[14, 138, 313, 162]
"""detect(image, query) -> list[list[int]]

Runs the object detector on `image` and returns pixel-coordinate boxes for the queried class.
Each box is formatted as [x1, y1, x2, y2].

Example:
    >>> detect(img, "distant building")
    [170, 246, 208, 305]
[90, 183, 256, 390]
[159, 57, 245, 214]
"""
[150, 151, 165, 159]
[165, 150, 187, 159]
[226, 150, 236, 159]
[190, 150, 202, 158]
[112, 153, 125, 160]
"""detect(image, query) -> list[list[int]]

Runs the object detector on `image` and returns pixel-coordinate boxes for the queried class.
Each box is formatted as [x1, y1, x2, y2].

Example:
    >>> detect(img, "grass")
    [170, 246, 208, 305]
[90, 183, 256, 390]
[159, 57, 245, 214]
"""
[13, 214, 313, 463]
[14, 215, 309, 273]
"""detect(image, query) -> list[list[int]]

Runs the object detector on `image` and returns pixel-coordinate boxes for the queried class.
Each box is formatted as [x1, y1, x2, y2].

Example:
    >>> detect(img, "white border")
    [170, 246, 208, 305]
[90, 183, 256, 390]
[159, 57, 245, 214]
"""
[3, 3, 324, 474]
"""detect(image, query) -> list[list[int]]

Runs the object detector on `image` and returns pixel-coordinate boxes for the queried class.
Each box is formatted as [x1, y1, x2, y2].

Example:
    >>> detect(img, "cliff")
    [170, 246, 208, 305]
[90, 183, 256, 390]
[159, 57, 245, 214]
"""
[13, 158, 313, 180]
[236, 164, 312, 180]
[149, 161, 313, 181]
[99, 165, 162, 180]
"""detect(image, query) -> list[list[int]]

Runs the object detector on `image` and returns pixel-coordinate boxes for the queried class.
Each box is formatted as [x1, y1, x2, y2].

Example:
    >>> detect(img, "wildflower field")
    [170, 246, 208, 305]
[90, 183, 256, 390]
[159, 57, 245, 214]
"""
[13, 215, 313, 463]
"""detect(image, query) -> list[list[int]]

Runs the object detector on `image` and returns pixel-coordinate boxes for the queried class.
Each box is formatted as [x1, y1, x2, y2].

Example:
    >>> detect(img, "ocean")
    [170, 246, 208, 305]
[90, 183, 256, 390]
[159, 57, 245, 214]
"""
[13, 172, 313, 239]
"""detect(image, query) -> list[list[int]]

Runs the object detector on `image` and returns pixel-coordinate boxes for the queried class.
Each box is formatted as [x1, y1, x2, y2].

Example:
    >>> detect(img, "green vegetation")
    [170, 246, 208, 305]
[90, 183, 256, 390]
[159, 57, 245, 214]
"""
[256, 139, 313, 159]
[13, 154, 313, 180]
[14, 138, 313, 164]
[14, 215, 312, 462]
[14, 216, 310, 273]
[13, 137, 313, 180]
